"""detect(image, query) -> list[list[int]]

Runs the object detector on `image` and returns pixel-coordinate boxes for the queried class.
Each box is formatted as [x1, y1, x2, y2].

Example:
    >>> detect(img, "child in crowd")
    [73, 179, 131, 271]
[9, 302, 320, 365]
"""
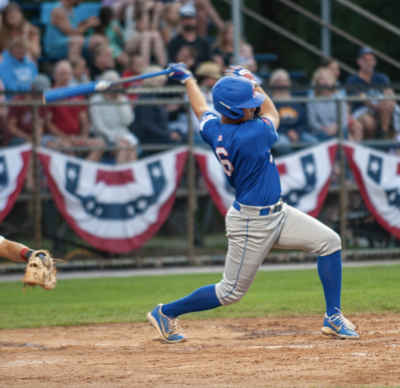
[69, 56, 89, 86]
[94, 6, 130, 68]
[122, 54, 144, 101]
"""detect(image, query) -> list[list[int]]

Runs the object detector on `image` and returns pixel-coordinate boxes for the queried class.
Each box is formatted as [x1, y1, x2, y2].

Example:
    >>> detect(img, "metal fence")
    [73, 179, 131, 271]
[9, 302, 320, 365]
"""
[1, 90, 400, 269]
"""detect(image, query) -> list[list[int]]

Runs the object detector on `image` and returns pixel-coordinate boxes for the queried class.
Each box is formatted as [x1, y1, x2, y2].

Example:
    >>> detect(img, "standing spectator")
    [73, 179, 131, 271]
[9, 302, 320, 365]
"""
[43, 0, 105, 61]
[0, 37, 38, 96]
[160, 2, 181, 45]
[122, 54, 144, 101]
[69, 56, 89, 85]
[124, 0, 166, 68]
[89, 43, 115, 81]
[90, 71, 138, 164]
[212, 21, 257, 74]
[7, 75, 51, 190]
[269, 69, 317, 154]
[131, 66, 182, 144]
[44, 60, 105, 162]
[94, 6, 129, 68]
[167, 3, 210, 71]
[308, 67, 363, 142]
[0, 2, 41, 61]
[181, 0, 224, 37]
[346, 47, 396, 138]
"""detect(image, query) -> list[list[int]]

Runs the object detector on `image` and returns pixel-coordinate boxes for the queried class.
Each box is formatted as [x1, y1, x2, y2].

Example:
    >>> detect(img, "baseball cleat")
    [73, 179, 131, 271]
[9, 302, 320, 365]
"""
[321, 308, 359, 340]
[147, 304, 186, 344]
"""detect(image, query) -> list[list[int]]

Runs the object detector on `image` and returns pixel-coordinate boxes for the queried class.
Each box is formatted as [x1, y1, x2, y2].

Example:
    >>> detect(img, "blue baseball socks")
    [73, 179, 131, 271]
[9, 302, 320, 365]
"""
[317, 250, 342, 317]
[161, 284, 222, 319]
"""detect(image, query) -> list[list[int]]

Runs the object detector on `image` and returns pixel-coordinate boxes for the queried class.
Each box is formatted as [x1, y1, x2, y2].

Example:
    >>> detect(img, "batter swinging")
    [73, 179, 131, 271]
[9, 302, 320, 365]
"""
[147, 63, 359, 343]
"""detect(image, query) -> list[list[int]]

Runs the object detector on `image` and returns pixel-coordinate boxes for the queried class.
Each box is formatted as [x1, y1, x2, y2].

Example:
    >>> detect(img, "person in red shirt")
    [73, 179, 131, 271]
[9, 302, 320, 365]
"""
[122, 54, 144, 102]
[44, 60, 105, 162]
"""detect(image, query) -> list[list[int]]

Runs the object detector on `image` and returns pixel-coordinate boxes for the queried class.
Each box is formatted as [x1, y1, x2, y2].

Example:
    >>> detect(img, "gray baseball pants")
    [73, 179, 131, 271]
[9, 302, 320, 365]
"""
[215, 202, 342, 306]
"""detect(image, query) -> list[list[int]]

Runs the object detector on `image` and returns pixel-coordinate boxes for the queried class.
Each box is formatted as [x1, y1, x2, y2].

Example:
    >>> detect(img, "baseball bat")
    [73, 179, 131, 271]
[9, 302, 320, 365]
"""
[43, 69, 171, 103]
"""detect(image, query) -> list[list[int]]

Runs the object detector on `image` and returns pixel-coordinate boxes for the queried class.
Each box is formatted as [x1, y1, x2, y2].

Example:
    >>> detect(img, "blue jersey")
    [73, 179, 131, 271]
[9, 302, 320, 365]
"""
[199, 111, 282, 207]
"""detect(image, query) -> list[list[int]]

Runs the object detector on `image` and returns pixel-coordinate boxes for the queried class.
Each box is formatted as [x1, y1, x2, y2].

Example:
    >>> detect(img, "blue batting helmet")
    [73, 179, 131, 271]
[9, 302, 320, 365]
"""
[212, 77, 265, 120]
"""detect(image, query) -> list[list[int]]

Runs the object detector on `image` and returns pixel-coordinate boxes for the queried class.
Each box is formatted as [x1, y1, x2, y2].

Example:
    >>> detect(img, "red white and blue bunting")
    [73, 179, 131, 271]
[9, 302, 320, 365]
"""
[0, 144, 31, 222]
[344, 141, 400, 239]
[38, 146, 188, 253]
[195, 139, 338, 217]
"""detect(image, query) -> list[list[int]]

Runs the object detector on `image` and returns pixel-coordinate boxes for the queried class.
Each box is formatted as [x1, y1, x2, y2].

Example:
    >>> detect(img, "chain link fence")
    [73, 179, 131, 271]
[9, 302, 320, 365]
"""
[1, 89, 400, 270]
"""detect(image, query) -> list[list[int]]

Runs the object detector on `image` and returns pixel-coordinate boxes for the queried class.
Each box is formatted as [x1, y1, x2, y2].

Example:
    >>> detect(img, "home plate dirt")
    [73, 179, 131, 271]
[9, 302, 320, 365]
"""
[1, 314, 399, 388]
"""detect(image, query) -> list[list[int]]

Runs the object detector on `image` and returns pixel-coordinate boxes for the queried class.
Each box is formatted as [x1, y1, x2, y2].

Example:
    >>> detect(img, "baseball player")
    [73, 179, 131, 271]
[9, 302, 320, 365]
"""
[147, 63, 359, 343]
[0, 235, 43, 262]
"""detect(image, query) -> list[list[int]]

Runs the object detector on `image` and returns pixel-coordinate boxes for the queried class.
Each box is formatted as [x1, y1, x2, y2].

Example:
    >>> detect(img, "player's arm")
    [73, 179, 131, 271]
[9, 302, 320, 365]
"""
[168, 63, 209, 120]
[254, 85, 280, 130]
[0, 237, 34, 262]
[226, 66, 280, 129]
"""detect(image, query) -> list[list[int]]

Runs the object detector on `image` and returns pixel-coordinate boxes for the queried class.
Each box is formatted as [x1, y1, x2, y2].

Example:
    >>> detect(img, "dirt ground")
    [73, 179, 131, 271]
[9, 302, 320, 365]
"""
[0, 314, 399, 388]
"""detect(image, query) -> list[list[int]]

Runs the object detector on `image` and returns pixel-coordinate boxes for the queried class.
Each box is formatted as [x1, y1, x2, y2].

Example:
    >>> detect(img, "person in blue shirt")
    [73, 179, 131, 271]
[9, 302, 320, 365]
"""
[346, 47, 396, 138]
[0, 37, 38, 97]
[147, 63, 359, 344]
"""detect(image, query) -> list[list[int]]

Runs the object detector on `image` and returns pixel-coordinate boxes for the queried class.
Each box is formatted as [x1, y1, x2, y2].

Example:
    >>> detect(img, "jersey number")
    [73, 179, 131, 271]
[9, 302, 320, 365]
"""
[216, 147, 234, 177]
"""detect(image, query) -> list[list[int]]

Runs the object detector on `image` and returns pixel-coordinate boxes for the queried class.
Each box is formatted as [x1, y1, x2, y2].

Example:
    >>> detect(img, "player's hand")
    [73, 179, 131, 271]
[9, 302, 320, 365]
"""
[225, 65, 260, 87]
[167, 62, 195, 84]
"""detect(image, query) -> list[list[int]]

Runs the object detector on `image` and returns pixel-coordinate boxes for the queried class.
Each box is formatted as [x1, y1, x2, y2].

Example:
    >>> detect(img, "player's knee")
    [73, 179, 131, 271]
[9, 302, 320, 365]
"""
[215, 280, 247, 306]
[318, 230, 341, 256]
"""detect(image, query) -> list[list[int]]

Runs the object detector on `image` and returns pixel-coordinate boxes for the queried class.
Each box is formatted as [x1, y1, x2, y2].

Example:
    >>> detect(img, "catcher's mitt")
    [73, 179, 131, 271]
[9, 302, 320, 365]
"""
[22, 250, 63, 291]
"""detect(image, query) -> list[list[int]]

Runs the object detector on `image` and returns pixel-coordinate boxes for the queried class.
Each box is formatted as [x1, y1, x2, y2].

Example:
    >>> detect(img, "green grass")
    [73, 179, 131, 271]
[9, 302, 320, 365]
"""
[0, 265, 399, 329]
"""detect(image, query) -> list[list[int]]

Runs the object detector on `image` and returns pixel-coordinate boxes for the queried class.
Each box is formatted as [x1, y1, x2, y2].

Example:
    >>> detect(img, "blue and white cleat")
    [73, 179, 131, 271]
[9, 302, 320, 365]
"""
[321, 308, 359, 340]
[147, 304, 186, 343]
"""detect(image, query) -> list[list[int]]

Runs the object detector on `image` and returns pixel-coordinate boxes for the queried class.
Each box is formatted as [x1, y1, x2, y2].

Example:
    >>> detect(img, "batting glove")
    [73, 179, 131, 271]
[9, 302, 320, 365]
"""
[225, 65, 260, 87]
[168, 62, 195, 84]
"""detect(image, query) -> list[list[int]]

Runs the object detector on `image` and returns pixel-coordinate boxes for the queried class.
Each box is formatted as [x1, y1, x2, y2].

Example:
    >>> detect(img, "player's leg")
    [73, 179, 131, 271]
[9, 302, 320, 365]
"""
[272, 204, 358, 339]
[147, 205, 285, 342]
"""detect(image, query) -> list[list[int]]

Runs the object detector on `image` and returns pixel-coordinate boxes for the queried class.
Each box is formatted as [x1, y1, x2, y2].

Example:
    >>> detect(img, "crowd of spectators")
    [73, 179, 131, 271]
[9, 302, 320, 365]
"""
[0, 0, 399, 169]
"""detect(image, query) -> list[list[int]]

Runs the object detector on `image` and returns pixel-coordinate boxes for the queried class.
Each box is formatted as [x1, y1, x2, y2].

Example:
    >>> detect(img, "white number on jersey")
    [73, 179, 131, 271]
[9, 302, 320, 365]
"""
[216, 147, 234, 177]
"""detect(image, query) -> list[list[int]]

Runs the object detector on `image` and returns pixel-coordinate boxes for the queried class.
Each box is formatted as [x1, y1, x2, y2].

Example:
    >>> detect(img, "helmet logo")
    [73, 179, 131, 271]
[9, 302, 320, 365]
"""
[220, 101, 231, 109]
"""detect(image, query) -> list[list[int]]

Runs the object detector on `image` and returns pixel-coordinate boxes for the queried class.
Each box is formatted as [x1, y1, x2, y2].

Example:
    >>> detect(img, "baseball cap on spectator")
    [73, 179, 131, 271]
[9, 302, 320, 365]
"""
[180, 2, 196, 18]
[31, 74, 51, 92]
[195, 62, 221, 80]
[358, 47, 375, 58]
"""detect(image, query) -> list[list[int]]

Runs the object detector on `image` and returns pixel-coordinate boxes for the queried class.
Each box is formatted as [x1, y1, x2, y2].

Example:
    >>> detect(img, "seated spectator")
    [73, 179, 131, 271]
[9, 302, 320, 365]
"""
[0, 2, 41, 61]
[101, 0, 133, 22]
[181, 0, 224, 37]
[0, 37, 38, 96]
[44, 61, 105, 162]
[346, 47, 396, 138]
[122, 54, 144, 101]
[90, 71, 138, 164]
[124, 0, 166, 68]
[43, 0, 105, 61]
[175, 45, 198, 73]
[167, 3, 210, 71]
[308, 67, 363, 142]
[131, 65, 182, 144]
[7, 75, 51, 190]
[94, 6, 129, 68]
[269, 69, 318, 154]
[160, 2, 181, 45]
[89, 43, 115, 81]
[309, 57, 346, 98]
[212, 21, 257, 74]
[69, 56, 89, 85]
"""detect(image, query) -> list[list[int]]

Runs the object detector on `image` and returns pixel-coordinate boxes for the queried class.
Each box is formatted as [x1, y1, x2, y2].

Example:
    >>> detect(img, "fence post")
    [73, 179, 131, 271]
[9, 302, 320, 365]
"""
[336, 99, 347, 258]
[186, 102, 196, 263]
[32, 103, 42, 249]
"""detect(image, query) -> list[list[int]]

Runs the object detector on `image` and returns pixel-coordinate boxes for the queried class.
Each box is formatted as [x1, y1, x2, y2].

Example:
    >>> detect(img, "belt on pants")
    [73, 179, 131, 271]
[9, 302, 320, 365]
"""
[233, 198, 283, 216]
